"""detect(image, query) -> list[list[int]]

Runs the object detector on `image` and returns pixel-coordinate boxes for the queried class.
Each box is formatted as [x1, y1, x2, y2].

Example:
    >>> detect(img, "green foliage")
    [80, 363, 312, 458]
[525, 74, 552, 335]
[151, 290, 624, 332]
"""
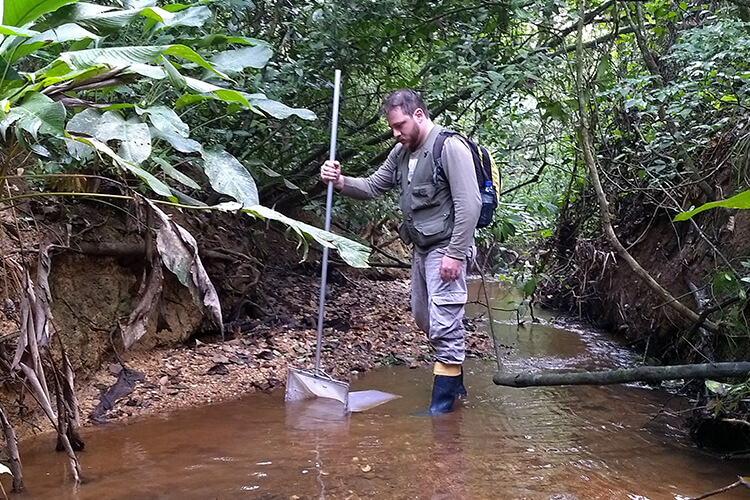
[675, 189, 750, 221]
[0, 0, 373, 268]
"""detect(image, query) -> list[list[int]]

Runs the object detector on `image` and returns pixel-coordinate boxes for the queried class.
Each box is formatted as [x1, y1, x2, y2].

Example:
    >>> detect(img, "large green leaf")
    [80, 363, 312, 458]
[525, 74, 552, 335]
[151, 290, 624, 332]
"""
[150, 127, 201, 153]
[246, 93, 317, 121]
[37, 44, 228, 80]
[674, 190, 750, 221]
[134, 106, 201, 153]
[175, 78, 252, 108]
[0, 24, 37, 36]
[201, 148, 258, 208]
[97, 111, 151, 165]
[43, 2, 172, 34]
[64, 106, 99, 158]
[8, 22, 99, 63]
[150, 5, 209, 31]
[135, 104, 188, 137]
[245, 204, 371, 268]
[3, 0, 78, 27]
[0, 91, 64, 140]
[174, 86, 316, 121]
[69, 135, 174, 200]
[210, 44, 273, 76]
[182, 34, 269, 48]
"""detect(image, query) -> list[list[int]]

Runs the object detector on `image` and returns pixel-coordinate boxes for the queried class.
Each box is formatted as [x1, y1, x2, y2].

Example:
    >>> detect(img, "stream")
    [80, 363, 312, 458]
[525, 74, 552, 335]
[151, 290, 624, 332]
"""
[15, 281, 750, 499]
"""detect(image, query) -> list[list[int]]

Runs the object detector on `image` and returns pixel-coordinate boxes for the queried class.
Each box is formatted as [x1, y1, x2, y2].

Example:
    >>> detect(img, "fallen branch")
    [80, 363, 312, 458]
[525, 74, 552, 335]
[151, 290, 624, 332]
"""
[494, 361, 750, 387]
[686, 475, 750, 500]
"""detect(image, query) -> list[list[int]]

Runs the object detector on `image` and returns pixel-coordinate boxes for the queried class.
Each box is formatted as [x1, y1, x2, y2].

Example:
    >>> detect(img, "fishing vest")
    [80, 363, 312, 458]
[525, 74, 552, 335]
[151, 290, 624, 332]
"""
[395, 125, 455, 250]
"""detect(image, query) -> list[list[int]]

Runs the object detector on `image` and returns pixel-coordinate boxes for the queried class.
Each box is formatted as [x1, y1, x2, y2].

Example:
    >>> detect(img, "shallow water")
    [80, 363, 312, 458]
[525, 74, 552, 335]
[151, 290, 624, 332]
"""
[14, 281, 750, 499]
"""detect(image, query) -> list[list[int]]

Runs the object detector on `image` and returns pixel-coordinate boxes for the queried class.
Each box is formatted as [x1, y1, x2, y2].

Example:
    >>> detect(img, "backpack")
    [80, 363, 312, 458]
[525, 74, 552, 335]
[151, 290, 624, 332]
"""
[432, 130, 501, 228]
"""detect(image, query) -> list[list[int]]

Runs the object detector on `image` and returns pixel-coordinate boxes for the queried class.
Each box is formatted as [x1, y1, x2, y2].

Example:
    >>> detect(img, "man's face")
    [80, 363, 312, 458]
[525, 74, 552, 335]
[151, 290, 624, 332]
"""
[386, 108, 425, 151]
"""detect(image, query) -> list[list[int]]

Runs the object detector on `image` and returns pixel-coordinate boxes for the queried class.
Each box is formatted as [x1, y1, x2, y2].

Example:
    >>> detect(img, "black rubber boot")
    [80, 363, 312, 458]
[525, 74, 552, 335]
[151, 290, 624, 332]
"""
[414, 374, 461, 416]
[457, 370, 468, 400]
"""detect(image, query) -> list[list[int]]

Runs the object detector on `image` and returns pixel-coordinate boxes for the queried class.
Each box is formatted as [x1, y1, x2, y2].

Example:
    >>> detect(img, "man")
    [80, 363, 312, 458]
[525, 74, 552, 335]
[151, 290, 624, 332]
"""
[320, 88, 481, 415]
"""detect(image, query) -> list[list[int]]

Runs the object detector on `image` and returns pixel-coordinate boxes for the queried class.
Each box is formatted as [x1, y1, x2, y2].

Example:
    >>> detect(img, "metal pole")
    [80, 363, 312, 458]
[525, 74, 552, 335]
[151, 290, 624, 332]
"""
[315, 69, 341, 375]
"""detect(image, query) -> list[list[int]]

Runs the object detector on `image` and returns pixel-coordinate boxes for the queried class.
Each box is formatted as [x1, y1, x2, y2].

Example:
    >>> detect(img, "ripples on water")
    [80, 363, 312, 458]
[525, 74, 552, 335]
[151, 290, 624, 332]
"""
[15, 281, 750, 499]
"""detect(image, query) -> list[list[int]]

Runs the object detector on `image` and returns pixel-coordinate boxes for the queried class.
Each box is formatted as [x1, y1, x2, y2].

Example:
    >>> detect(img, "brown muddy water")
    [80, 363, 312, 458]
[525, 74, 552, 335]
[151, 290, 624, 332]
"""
[13, 282, 750, 499]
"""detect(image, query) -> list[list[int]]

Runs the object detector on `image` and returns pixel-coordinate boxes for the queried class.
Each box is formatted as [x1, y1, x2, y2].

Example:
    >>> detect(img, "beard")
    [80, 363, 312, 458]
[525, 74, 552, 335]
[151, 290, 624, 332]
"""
[399, 121, 422, 151]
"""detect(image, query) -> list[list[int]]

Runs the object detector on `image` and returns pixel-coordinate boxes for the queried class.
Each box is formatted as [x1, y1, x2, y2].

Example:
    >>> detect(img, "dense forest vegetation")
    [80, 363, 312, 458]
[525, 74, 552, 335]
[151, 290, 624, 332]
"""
[2, 0, 750, 488]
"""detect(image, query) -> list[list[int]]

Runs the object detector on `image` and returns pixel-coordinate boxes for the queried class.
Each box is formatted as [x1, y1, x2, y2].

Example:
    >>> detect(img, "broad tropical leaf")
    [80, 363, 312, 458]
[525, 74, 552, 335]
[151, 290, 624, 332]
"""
[96, 111, 151, 165]
[0, 91, 64, 140]
[152, 157, 201, 190]
[69, 135, 175, 200]
[210, 44, 273, 76]
[247, 94, 317, 120]
[674, 190, 750, 221]
[201, 148, 258, 208]
[3, 0, 78, 27]
[0, 24, 38, 37]
[175, 86, 316, 120]
[37, 44, 229, 80]
[246, 204, 371, 268]
[150, 5, 210, 31]
[150, 127, 201, 153]
[7, 23, 100, 63]
[135, 105, 188, 137]
[45, 2, 172, 34]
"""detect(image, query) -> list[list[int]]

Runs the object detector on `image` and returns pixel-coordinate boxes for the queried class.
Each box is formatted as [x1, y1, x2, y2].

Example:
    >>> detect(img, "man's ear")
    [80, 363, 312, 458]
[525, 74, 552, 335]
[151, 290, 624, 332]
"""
[414, 108, 426, 121]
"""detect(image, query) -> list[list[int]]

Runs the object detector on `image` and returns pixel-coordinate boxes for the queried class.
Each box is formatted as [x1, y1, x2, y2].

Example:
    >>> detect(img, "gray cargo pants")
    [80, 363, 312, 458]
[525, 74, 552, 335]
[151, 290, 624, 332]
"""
[411, 246, 472, 365]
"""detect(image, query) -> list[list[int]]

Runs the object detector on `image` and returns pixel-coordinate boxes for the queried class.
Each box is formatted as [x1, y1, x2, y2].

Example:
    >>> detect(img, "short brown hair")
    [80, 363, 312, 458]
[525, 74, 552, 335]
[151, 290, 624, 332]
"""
[381, 88, 430, 119]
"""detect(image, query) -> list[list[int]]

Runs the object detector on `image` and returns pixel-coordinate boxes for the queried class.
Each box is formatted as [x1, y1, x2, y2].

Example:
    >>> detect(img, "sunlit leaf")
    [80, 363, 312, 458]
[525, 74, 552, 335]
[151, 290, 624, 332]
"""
[244, 205, 370, 268]
[96, 111, 151, 165]
[0, 91, 65, 141]
[152, 157, 200, 189]
[36, 44, 229, 80]
[210, 44, 273, 76]
[201, 148, 258, 208]
[0, 24, 38, 37]
[151, 5, 210, 31]
[674, 190, 750, 221]
[9, 23, 100, 63]
[3, 0, 78, 27]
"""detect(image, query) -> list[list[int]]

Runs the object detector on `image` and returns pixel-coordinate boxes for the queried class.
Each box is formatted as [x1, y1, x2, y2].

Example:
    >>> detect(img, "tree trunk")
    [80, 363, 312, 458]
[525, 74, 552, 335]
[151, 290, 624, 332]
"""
[493, 362, 750, 387]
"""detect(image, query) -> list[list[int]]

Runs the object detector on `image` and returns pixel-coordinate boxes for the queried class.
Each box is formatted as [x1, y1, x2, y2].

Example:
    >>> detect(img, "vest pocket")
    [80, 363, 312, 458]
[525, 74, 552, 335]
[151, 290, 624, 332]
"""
[411, 182, 439, 210]
[412, 213, 451, 247]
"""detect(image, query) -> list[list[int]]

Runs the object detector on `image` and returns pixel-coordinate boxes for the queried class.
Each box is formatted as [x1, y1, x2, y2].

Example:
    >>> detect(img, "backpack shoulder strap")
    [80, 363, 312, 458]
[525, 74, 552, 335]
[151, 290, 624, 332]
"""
[432, 129, 461, 185]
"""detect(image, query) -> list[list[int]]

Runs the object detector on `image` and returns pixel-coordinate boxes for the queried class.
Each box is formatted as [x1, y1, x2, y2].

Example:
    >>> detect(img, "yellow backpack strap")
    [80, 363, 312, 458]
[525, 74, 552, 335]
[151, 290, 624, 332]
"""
[490, 155, 501, 198]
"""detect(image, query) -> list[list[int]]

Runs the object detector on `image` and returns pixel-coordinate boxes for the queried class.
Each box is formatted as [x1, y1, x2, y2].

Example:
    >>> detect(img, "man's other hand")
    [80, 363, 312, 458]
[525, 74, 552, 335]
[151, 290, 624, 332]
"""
[440, 255, 462, 282]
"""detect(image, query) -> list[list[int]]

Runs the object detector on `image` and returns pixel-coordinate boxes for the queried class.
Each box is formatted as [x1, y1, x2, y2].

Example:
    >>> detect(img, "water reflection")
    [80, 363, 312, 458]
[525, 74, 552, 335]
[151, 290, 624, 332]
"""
[12, 281, 750, 499]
